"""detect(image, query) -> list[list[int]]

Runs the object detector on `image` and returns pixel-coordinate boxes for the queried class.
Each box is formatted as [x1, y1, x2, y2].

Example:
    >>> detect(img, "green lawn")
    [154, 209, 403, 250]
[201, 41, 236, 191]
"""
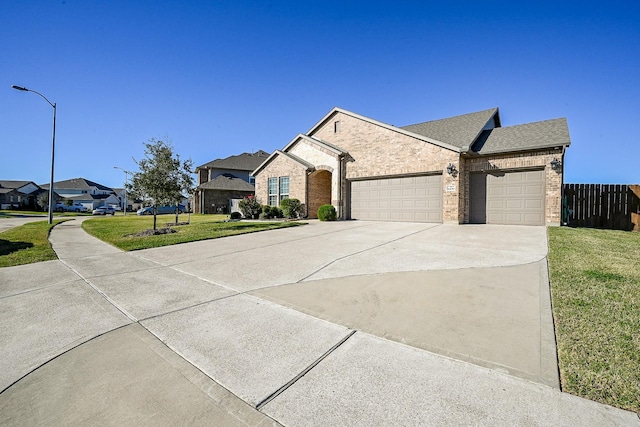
[0, 220, 67, 267]
[81, 214, 304, 251]
[547, 227, 640, 413]
[0, 214, 304, 266]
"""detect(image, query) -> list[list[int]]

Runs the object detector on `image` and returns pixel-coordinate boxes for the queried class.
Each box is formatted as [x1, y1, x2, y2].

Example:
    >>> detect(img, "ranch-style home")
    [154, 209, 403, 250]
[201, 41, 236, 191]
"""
[252, 107, 571, 225]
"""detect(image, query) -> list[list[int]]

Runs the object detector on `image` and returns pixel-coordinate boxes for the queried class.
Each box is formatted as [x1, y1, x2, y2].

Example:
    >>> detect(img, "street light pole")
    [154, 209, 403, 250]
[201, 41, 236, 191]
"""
[113, 166, 132, 215]
[12, 85, 56, 225]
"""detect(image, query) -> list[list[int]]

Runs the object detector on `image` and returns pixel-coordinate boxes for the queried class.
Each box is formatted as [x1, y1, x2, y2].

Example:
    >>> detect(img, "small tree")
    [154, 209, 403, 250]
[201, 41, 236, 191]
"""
[239, 195, 262, 219]
[128, 138, 195, 230]
[36, 191, 61, 211]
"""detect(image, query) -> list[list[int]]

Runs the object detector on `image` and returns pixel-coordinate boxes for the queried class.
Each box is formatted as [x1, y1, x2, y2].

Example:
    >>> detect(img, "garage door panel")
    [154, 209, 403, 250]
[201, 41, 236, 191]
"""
[488, 187, 505, 197]
[506, 200, 523, 209]
[484, 170, 545, 226]
[350, 175, 442, 223]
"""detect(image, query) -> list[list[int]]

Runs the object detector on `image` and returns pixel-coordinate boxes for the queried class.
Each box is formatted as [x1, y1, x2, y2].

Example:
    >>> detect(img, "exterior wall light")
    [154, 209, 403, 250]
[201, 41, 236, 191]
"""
[550, 158, 562, 171]
[446, 163, 458, 176]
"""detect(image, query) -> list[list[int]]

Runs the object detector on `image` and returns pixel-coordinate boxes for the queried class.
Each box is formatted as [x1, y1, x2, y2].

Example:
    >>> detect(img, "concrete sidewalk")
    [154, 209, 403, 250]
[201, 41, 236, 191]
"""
[0, 217, 638, 426]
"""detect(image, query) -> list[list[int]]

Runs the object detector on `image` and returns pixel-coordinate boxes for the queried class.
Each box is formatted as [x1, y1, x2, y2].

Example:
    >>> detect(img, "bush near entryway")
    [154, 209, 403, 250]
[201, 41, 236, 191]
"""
[280, 198, 304, 219]
[260, 205, 283, 219]
[317, 204, 336, 221]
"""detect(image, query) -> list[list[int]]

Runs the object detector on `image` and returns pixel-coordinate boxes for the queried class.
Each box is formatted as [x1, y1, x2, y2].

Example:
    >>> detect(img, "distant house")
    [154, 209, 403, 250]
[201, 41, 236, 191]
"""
[0, 180, 47, 210]
[193, 151, 270, 214]
[41, 178, 120, 210]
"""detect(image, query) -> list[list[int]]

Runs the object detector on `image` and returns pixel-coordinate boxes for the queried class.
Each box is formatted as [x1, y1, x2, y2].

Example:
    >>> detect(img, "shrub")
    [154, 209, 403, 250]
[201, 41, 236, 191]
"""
[262, 205, 272, 218]
[280, 198, 304, 219]
[238, 195, 262, 219]
[272, 207, 284, 218]
[230, 211, 241, 220]
[318, 204, 337, 221]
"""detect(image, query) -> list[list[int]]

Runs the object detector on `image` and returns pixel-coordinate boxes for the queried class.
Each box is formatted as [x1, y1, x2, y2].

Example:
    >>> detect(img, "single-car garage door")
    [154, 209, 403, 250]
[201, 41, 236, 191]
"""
[470, 169, 545, 225]
[350, 175, 442, 222]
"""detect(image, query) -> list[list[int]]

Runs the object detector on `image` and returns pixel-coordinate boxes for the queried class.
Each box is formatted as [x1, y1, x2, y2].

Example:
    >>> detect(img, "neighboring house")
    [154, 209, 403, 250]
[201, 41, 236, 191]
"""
[0, 180, 47, 210]
[193, 151, 270, 214]
[252, 107, 571, 225]
[111, 188, 131, 211]
[41, 178, 120, 210]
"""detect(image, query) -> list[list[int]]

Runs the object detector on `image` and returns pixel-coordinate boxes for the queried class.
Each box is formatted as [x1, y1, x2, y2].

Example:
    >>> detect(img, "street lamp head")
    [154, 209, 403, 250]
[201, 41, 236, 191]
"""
[11, 85, 28, 91]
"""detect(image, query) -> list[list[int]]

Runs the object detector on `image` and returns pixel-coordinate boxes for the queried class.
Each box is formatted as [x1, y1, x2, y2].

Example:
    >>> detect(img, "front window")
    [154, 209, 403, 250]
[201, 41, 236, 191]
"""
[268, 177, 278, 206]
[279, 176, 289, 202]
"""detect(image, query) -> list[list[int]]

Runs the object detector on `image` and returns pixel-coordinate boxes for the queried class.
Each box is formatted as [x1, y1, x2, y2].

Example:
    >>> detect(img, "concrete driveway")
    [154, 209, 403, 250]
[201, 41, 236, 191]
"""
[0, 218, 637, 426]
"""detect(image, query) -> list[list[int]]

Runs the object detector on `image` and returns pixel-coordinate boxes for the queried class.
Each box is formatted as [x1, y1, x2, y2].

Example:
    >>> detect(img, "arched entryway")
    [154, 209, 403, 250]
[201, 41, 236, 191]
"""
[308, 169, 332, 219]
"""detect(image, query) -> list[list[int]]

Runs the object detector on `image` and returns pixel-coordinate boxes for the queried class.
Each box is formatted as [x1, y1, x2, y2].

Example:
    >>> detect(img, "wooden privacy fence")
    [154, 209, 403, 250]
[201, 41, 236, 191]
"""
[563, 184, 640, 231]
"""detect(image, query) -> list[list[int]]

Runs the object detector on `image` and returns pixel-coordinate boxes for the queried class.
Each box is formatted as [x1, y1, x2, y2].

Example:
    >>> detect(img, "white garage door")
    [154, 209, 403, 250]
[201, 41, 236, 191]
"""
[350, 175, 442, 222]
[486, 169, 545, 225]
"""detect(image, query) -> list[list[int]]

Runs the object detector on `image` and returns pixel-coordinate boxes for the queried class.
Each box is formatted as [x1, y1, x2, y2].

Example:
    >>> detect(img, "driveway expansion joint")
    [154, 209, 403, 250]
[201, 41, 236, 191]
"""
[255, 330, 357, 411]
[297, 224, 441, 282]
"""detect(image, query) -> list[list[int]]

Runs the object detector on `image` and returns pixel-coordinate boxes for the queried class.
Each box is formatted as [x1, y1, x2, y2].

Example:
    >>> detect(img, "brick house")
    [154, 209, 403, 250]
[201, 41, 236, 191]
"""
[193, 151, 270, 214]
[252, 107, 571, 225]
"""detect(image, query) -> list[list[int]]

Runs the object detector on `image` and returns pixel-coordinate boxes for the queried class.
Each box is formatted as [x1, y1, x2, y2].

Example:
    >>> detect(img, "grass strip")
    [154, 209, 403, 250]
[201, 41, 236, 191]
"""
[82, 214, 304, 251]
[548, 227, 640, 413]
[0, 220, 65, 267]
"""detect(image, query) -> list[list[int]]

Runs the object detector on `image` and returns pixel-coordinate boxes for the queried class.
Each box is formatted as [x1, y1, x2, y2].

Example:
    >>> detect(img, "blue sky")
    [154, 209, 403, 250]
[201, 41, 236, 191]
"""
[2, 0, 639, 188]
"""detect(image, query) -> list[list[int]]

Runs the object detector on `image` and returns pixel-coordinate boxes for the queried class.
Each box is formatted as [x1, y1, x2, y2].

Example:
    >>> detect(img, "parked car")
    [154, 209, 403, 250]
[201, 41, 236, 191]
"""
[68, 203, 90, 213]
[92, 206, 116, 215]
[51, 203, 89, 212]
[137, 204, 186, 215]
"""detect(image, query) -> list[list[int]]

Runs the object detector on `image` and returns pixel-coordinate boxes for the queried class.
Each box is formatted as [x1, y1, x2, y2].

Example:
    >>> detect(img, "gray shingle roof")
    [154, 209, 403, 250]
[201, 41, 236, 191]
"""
[401, 108, 499, 150]
[198, 174, 255, 191]
[471, 118, 571, 155]
[196, 150, 270, 171]
[0, 180, 33, 189]
[40, 178, 113, 191]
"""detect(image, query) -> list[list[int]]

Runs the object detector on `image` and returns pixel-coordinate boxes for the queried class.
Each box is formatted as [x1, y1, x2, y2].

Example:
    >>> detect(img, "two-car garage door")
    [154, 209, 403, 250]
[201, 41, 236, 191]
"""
[350, 175, 442, 222]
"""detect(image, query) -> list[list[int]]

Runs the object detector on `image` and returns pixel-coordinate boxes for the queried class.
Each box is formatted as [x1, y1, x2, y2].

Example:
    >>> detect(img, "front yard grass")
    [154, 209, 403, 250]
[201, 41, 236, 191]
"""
[0, 220, 67, 267]
[82, 214, 304, 251]
[547, 227, 640, 413]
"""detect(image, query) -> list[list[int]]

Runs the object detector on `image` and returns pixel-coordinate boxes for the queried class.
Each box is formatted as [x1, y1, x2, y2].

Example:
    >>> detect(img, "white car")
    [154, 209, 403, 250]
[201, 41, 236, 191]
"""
[67, 203, 90, 213]
[92, 206, 116, 215]
[52, 203, 89, 212]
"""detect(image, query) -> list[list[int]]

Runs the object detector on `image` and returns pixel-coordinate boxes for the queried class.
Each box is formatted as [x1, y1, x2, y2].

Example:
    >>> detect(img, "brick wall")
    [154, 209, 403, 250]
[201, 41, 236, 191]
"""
[255, 155, 307, 212]
[308, 170, 332, 219]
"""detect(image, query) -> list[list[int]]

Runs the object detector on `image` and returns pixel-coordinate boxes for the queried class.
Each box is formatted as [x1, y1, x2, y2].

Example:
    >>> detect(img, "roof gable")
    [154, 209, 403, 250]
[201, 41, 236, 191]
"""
[308, 107, 462, 152]
[471, 118, 571, 155]
[0, 180, 36, 190]
[401, 108, 499, 151]
[252, 150, 315, 176]
[282, 134, 347, 156]
[196, 150, 270, 171]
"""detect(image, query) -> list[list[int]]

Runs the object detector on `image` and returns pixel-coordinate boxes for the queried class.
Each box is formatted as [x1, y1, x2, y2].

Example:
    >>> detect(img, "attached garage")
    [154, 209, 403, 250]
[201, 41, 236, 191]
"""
[470, 169, 545, 225]
[349, 175, 443, 222]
